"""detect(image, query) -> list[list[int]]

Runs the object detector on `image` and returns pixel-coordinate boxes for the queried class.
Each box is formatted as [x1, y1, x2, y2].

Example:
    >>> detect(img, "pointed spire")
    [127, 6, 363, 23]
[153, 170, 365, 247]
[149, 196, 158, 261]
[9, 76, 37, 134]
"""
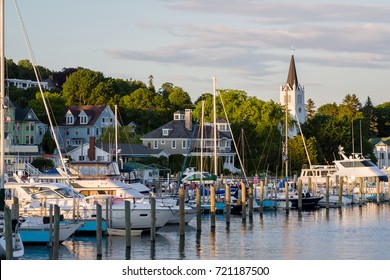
[286, 54, 298, 89]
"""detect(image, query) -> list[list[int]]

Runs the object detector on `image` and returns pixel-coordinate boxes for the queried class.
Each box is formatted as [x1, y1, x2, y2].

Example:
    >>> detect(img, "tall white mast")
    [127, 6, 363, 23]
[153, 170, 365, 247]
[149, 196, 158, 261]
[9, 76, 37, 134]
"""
[115, 104, 118, 163]
[212, 76, 217, 176]
[0, 0, 5, 190]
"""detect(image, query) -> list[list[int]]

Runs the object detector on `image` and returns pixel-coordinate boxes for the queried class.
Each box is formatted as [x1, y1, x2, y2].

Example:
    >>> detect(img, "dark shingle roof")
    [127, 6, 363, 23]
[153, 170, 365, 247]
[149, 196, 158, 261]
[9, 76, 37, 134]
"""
[99, 143, 165, 156]
[61, 105, 108, 126]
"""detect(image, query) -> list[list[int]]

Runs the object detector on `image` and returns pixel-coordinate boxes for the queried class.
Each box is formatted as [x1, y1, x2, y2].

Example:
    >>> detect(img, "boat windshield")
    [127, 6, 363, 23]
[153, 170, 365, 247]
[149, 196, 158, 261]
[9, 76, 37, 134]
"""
[340, 160, 376, 168]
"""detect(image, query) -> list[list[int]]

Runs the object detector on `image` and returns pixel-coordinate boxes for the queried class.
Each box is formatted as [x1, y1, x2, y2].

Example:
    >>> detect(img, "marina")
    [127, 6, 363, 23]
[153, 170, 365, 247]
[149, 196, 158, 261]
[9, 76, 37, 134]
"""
[13, 202, 390, 260]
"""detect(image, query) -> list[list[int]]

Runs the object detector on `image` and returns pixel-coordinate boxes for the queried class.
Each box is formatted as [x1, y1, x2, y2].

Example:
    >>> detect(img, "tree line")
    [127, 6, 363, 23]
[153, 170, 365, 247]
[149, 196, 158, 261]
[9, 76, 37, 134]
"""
[5, 58, 390, 177]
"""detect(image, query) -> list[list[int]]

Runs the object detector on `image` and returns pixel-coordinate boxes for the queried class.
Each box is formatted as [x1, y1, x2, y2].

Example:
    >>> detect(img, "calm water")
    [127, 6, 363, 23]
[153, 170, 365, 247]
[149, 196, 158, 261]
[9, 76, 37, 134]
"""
[19, 203, 390, 260]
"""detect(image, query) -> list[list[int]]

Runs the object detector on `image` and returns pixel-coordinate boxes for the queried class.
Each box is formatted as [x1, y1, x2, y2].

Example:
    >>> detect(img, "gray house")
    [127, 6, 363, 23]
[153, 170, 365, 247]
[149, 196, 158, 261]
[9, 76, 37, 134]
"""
[141, 109, 239, 174]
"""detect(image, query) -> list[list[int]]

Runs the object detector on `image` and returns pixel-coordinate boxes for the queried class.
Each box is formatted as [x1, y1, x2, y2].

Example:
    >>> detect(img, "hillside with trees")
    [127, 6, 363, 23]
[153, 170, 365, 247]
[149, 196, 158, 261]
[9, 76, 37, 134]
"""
[5, 58, 390, 176]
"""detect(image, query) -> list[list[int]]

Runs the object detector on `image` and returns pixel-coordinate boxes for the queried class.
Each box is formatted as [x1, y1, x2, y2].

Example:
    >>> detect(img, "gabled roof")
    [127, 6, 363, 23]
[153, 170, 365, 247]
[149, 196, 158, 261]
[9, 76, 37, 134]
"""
[370, 136, 390, 146]
[142, 119, 194, 139]
[15, 107, 39, 122]
[286, 54, 299, 89]
[61, 105, 109, 126]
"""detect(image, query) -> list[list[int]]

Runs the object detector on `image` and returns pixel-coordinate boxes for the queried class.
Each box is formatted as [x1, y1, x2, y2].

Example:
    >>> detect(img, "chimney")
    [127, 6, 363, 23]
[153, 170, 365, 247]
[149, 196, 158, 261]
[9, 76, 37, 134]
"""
[88, 137, 96, 161]
[185, 109, 192, 131]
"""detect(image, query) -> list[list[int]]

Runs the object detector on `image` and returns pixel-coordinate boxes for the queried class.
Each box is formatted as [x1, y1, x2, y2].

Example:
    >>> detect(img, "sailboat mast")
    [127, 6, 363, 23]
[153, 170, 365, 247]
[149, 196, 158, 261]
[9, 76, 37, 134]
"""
[200, 100, 204, 186]
[212, 76, 217, 176]
[285, 88, 289, 179]
[115, 104, 118, 163]
[0, 0, 5, 189]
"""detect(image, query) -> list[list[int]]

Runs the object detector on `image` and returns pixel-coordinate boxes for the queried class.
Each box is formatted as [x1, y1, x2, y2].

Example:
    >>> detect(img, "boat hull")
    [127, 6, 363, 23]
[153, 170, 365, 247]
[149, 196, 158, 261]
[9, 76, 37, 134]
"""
[18, 217, 83, 244]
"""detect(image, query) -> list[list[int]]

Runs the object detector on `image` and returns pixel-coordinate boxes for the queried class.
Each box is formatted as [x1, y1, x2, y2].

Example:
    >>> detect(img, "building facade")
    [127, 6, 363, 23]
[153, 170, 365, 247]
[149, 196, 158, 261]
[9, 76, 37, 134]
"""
[141, 109, 239, 174]
[56, 105, 118, 148]
[370, 137, 390, 170]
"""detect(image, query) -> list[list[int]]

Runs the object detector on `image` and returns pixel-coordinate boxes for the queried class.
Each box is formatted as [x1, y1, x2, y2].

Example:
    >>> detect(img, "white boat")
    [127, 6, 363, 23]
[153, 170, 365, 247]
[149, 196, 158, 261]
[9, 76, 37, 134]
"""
[333, 146, 388, 182]
[0, 217, 24, 259]
[106, 228, 142, 236]
[299, 164, 338, 186]
[83, 195, 172, 230]
[317, 194, 353, 208]
[21, 161, 174, 230]
[120, 169, 196, 224]
[17, 216, 83, 244]
[4, 181, 104, 234]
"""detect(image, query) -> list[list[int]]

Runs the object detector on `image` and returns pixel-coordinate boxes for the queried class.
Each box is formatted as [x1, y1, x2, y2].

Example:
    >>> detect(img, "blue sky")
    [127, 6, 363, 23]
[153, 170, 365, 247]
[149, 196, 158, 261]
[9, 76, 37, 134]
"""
[4, 0, 390, 107]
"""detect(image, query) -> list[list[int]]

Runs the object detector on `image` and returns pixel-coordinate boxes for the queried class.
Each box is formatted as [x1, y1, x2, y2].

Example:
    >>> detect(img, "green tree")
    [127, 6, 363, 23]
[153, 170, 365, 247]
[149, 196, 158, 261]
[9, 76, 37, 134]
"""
[168, 86, 193, 111]
[28, 92, 67, 124]
[31, 158, 54, 172]
[361, 96, 378, 136]
[339, 93, 361, 118]
[305, 98, 316, 120]
[41, 131, 56, 154]
[148, 75, 155, 93]
[62, 68, 115, 105]
[374, 102, 390, 137]
[317, 102, 338, 117]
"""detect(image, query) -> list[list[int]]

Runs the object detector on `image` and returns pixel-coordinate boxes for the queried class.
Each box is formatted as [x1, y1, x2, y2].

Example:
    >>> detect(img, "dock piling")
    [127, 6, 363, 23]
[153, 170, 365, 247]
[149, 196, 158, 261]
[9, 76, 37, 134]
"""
[96, 203, 102, 259]
[125, 200, 131, 249]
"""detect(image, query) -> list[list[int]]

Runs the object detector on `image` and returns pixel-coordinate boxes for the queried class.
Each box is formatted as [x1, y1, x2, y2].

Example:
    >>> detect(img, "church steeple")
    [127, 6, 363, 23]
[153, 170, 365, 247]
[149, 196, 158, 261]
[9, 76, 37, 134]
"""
[286, 54, 298, 89]
[279, 52, 306, 137]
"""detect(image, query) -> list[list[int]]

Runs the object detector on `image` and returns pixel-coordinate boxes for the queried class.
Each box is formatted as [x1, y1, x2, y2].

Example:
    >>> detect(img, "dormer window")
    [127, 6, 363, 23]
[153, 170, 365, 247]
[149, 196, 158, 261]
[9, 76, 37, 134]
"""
[80, 115, 88, 124]
[79, 111, 88, 124]
[162, 129, 169, 136]
[66, 114, 74, 125]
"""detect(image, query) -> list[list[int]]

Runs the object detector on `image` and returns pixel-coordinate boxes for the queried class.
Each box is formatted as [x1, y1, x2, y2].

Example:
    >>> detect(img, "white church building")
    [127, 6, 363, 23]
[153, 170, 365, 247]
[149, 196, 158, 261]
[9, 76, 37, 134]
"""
[279, 54, 307, 137]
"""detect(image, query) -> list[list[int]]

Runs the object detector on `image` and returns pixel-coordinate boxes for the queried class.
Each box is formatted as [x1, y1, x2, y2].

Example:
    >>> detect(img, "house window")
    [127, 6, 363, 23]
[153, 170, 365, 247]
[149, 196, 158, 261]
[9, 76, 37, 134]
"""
[153, 141, 158, 149]
[30, 123, 34, 131]
[25, 136, 29, 144]
[79, 156, 85, 161]
[75, 129, 79, 136]
[80, 115, 87, 124]
[96, 128, 99, 135]
[162, 129, 169, 136]
[30, 136, 34, 144]
[161, 140, 165, 145]
[172, 140, 176, 149]
[182, 140, 187, 149]
[174, 114, 180, 120]
[87, 128, 90, 135]
[66, 115, 74, 125]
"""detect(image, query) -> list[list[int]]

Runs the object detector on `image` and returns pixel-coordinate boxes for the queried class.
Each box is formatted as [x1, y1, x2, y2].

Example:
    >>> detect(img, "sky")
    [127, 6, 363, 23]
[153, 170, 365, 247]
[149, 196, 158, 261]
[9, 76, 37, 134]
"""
[4, 0, 390, 107]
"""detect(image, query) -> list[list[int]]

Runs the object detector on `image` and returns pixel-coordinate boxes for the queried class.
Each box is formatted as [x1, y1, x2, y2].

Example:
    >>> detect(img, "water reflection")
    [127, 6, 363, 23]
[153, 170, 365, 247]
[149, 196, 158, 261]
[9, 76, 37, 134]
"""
[18, 203, 390, 260]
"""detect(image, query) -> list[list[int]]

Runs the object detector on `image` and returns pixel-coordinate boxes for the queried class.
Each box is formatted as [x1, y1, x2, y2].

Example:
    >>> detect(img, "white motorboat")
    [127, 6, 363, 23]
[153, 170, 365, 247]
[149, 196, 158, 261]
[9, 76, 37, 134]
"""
[333, 146, 388, 182]
[4, 181, 103, 234]
[17, 216, 83, 244]
[19, 161, 174, 230]
[0, 217, 24, 259]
